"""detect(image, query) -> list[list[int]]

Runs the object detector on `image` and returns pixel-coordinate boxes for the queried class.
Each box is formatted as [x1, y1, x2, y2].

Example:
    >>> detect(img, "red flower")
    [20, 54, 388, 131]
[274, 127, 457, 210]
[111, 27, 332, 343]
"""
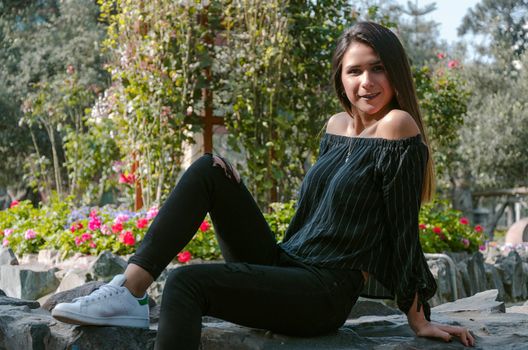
[199, 220, 211, 232]
[475, 225, 483, 233]
[70, 222, 84, 233]
[136, 218, 149, 229]
[9, 200, 19, 208]
[112, 222, 124, 233]
[177, 251, 192, 263]
[419, 223, 427, 230]
[459, 217, 469, 225]
[120, 231, 136, 246]
[119, 173, 135, 185]
[437, 52, 446, 59]
[448, 59, 459, 69]
[433, 226, 442, 234]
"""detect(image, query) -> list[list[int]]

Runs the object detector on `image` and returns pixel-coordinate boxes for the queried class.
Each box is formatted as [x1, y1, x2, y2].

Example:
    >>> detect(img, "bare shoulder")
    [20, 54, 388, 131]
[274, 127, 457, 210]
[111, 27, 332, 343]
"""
[376, 110, 420, 140]
[326, 112, 351, 134]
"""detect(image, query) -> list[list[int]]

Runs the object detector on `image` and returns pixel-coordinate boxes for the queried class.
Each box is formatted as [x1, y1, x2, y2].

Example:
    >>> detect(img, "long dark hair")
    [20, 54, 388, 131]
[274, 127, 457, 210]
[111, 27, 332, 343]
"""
[331, 21, 435, 202]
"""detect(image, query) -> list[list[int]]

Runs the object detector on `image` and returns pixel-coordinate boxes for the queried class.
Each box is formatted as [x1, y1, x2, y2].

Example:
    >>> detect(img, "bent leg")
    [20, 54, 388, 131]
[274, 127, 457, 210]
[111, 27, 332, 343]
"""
[155, 263, 364, 350]
[129, 154, 278, 280]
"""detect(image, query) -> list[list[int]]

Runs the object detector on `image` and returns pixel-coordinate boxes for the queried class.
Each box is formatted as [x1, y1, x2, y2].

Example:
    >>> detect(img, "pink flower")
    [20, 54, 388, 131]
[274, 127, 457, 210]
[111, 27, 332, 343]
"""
[199, 220, 211, 232]
[88, 217, 101, 231]
[9, 200, 19, 208]
[475, 225, 483, 233]
[146, 207, 159, 220]
[119, 173, 135, 185]
[177, 251, 192, 263]
[437, 53, 445, 59]
[2, 238, 9, 247]
[115, 214, 130, 224]
[479, 245, 486, 251]
[89, 209, 98, 218]
[24, 229, 37, 240]
[460, 217, 469, 225]
[100, 224, 112, 236]
[119, 231, 136, 246]
[136, 218, 148, 229]
[433, 226, 442, 234]
[81, 233, 93, 242]
[74, 237, 82, 246]
[461, 238, 470, 248]
[448, 60, 459, 69]
[419, 223, 427, 230]
[112, 222, 124, 233]
[4, 229, 13, 237]
[89, 242, 97, 248]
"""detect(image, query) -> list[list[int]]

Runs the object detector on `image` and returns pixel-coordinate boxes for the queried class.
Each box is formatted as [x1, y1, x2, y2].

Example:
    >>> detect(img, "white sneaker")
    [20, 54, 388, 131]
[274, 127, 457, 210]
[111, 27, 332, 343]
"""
[52, 274, 149, 328]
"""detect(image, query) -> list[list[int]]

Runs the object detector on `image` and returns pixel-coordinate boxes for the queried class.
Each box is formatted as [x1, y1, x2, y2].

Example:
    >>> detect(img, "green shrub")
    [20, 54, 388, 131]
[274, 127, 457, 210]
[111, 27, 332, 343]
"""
[419, 199, 484, 253]
[0, 197, 483, 260]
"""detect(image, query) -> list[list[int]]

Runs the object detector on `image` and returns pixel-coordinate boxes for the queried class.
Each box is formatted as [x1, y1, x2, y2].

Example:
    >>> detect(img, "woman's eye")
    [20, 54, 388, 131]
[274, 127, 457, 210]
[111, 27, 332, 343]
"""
[372, 65, 385, 72]
[347, 69, 361, 76]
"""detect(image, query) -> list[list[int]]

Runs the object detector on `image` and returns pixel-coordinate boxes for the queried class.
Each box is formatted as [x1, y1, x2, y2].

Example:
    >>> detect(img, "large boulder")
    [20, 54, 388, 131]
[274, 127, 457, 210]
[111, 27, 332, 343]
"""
[495, 251, 528, 301]
[41, 281, 105, 312]
[431, 289, 505, 314]
[2, 288, 528, 349]
[89, 251, 127, 282]
[484, 263, 506, 301]
[0, 264, 59, 300]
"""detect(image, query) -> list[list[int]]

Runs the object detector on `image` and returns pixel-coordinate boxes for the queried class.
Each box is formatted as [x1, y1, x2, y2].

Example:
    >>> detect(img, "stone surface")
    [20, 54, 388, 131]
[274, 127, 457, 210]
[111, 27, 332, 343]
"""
[432, 289, 505, 314]
[347, 300, 402, 319]
[0, 248, 18, 266]
[0, 264, 59, 300]
[89, 250, 127, 282]
[495, 251, 528, 301]
[56, 268, 93, 293]
[466, 252, 488, 295]
[484, 263, 506, 301]
[1, 288, 528, 349]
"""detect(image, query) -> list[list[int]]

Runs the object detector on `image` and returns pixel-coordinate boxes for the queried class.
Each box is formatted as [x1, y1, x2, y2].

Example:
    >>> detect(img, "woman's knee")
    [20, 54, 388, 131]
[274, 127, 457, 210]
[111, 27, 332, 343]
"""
[188, 153, 241, 184]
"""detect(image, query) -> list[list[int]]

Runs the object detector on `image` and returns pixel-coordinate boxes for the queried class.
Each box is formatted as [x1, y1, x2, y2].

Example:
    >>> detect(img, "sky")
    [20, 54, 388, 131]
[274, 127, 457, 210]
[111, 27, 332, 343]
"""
[395, 0, 481, 44]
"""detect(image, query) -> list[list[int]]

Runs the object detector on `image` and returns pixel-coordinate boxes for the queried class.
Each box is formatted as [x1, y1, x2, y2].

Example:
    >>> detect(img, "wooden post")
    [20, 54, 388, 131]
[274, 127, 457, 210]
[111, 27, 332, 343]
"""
[131, 153, 143, 211]
[200, 6, 225, 154]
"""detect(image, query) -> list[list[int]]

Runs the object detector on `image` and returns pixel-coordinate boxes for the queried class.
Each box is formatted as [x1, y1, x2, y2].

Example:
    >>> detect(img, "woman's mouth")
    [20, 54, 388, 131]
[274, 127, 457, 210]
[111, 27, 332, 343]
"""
[358, 92, 380, 100]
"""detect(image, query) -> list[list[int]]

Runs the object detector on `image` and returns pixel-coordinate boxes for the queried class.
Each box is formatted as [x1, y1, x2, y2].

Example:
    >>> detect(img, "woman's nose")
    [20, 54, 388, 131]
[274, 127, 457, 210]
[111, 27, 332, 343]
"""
[360, 71, 374, 88]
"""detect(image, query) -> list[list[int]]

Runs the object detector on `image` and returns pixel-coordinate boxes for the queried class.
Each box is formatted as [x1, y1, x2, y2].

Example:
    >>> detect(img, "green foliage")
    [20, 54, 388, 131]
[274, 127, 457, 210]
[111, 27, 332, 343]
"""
[97, 0, 210, 207]
[183, 218, 221, 261]
[263, 200, 296, 243]
[0, 0, 108, 198]
[413, 58, 470, 179]
[419, 199, 484, 253]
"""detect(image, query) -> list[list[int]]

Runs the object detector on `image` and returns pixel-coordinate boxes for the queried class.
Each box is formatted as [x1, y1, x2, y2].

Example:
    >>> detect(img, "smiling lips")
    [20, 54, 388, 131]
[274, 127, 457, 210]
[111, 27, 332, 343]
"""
[358, 92, 380, 100]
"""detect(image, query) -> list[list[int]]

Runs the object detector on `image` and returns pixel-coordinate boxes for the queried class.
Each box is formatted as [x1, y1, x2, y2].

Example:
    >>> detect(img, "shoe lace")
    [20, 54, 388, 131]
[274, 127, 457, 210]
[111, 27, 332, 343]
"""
[73, 284, 124, 304]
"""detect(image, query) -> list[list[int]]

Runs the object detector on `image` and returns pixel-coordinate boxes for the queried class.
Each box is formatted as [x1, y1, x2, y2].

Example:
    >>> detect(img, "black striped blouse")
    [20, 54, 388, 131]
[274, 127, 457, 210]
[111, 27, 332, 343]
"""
[279, 132, 437, 319]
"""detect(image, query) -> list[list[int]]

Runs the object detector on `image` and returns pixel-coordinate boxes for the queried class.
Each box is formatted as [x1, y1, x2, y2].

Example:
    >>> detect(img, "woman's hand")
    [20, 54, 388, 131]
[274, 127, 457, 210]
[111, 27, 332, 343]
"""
[406, 292, 475, 347]
[413, 320, 475, 347]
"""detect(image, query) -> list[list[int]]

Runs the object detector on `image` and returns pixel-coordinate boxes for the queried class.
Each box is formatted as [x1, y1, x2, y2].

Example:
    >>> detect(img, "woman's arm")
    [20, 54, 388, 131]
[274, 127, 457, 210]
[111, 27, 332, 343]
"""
[407, 292, 475, 347]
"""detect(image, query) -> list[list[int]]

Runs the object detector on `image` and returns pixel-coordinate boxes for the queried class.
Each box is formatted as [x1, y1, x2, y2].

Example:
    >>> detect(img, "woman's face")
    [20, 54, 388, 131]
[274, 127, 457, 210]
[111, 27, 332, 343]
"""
[340, 42, 394, 120]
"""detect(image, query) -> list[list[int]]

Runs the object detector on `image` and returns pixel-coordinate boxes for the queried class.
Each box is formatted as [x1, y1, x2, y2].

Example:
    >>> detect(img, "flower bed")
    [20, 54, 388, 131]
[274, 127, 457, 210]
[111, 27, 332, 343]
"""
[0, 197, 483, 261]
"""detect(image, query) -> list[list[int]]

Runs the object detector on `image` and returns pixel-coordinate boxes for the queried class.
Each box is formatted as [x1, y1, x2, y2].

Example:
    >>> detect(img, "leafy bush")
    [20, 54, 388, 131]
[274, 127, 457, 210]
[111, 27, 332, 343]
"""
[0, 197, 483, 261]
[419, 199, 484, 253]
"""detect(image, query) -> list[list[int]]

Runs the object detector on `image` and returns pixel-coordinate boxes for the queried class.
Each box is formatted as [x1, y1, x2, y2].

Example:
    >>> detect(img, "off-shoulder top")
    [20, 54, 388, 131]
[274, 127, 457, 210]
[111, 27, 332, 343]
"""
[279, 132, 437, 320]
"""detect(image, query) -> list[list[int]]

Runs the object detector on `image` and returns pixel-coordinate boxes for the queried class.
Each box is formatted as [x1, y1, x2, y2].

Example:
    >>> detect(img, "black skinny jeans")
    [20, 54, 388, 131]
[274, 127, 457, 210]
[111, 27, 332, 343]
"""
[129, 154, 364, 350]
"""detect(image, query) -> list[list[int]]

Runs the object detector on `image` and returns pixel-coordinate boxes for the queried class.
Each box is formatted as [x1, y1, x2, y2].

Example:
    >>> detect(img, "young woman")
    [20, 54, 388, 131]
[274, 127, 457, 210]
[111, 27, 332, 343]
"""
[52, 21, 475, 349]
